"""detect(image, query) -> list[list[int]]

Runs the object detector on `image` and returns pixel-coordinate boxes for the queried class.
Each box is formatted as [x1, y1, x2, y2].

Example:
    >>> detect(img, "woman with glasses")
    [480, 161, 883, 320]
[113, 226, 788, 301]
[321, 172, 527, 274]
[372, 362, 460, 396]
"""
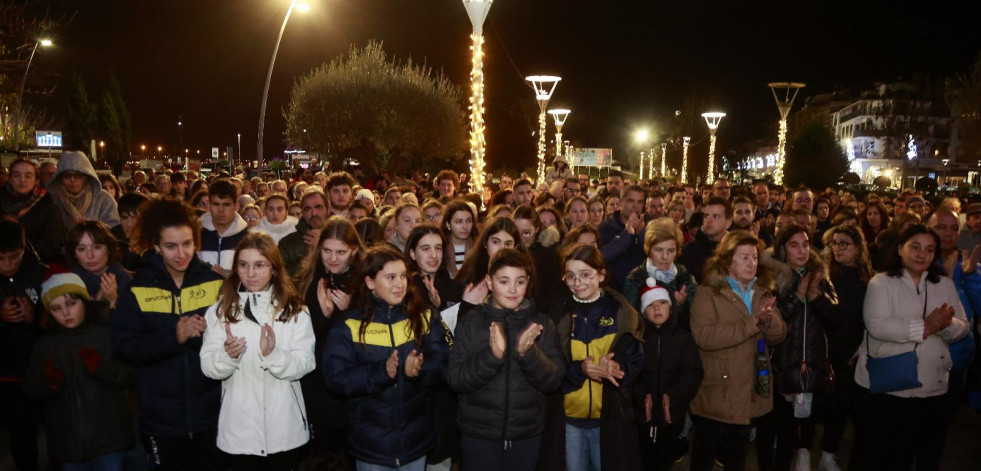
[241, 205, 262, 230]
[540, 244, 644, 470]
[200, 232, 315, 470]
[762, 224, 838, 471]
[537, 206, 567, 241]
[815, 225, 875, 469]
[47, 151, 120, 229]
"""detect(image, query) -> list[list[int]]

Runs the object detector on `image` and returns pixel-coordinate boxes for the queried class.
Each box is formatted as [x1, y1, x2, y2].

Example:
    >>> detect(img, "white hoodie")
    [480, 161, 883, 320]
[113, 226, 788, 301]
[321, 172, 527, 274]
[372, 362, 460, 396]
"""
[252, 216, 299, 244]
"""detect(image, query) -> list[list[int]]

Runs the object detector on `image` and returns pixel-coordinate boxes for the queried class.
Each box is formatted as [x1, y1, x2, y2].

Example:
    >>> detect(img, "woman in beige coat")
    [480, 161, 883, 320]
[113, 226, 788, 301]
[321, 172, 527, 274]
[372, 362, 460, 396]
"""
[688, 230, 787, 471]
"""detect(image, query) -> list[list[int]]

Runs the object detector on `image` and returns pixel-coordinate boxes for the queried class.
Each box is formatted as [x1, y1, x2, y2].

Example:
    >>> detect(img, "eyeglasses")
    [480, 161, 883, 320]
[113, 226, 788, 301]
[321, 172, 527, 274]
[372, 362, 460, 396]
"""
[236, 261, 271, 273]
[563, 271, 599, 285]
[831, 241, 855, 249]
[426, 214, 441, 221]
[796, 198, 812, 204]
[244, 216, 260, 222]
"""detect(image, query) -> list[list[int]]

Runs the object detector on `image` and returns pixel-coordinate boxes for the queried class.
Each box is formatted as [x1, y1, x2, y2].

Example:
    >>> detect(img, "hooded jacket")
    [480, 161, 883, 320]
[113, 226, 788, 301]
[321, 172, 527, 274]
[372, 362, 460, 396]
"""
[200, 288, 316, 456]
[198, 211, 249, 271]
[110, 252, 224, 437]
[447, 298, 565, 441]
[23, 321, 135, 463]
[769, 249, 839, 394]
[689, 262, 787, 425]
[253, 216, 299, 244]
[544, 156, 573, 186]
[46, 151, 119, 228]
[323, 297, 449, 467]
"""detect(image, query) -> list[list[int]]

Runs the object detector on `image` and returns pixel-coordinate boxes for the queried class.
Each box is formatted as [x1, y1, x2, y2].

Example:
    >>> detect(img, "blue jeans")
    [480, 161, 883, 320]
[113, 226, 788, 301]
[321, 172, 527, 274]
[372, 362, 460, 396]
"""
[61, 451, 124, 471]
[565, 423, 601, 471]
[356, 457, 426, 471]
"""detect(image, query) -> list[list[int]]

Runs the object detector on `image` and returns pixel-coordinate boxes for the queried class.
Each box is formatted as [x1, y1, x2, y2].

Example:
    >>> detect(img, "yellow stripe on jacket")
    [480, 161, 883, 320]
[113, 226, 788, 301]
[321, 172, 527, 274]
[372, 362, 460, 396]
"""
[131, 280, 223, 315]
[565, 332, 616, 419]
[344, 311, 432, 347]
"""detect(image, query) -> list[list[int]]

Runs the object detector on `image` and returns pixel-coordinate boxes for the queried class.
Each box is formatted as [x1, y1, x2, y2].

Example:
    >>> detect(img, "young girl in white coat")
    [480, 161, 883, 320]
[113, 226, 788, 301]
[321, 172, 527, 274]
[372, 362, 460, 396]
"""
[201, 232, 316, 470]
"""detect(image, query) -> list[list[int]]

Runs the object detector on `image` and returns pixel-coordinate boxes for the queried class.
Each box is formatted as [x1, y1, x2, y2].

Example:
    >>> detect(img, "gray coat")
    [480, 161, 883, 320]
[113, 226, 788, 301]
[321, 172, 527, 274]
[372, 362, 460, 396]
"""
[47, 151, 119, 228]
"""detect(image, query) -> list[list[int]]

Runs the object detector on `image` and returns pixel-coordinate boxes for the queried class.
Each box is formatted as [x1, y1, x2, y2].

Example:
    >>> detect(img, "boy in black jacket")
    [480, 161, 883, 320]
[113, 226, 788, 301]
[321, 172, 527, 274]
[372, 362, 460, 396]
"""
[632, 279, 703, 470]
[446, 249, 565, 471]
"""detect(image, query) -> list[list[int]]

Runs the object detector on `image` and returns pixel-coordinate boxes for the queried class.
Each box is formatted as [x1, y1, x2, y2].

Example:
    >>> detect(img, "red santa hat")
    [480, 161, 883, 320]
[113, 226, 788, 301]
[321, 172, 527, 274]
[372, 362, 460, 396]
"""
[640, 277, 671, 313]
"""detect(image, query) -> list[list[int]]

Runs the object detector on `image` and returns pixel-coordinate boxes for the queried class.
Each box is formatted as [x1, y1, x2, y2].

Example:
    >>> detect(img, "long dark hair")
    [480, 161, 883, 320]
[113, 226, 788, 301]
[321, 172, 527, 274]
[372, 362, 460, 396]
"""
[405, 224, 445, 275]
[772, 223, 810, 264]
[295, 216, 365, 295]
[354, 246, 429, 348]
[883, 224, 944, 283]
[217, 232, 304, 323]
[455, 216, 525, 285]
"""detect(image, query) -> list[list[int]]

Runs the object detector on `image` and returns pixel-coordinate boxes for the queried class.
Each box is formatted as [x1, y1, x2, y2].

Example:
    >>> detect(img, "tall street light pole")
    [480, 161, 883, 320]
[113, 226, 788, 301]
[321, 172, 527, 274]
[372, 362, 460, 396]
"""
[14, 38, 52, 153]
[681, 136, 691, 183]
[768, 82, 805, 185]
[701, 112, 726, 185]
[526, 75, 561, 186]
[548, 108, 570, 161]
[258, 1, 309, 174]
[635, 129, 650, 180]
[462, 0, 493, 194]
[237, 133, 242, 165]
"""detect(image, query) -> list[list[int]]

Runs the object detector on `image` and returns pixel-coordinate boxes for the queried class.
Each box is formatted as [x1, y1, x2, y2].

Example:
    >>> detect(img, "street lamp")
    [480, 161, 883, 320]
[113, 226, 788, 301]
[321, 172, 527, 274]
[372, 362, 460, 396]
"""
[660, 143, 667, 179]
[462, 0, 493, 193]
[681, 136, 691, 183]
[237, 133, 242, 164]
[13, 38, 53, 152]
[98, 141, 105, 161]
[526, 75, 561, 185]
[257, 0, 309, 173]
[701, 111, 726, 184]
[548, 108, 570, 160]
[140, 145, 146, 157]
[768, 82, 805, 185]
[635, 129, 650, 180]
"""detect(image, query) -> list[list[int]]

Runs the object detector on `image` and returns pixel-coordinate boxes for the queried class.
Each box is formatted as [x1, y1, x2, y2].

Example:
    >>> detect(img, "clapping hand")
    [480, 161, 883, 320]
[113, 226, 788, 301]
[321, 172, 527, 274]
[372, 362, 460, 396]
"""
[754, 294, 776, 331]
[489, 322, 507, 359]
[516, 323, 543, 356]
[422, 275, 441, 308]
[924, 303, 955, 338]
[963, 245, 981, 274]
[674, 286, 688, 305]
[405, 349, 424, 378]
[223, 323, 246, 359]
[598, 352, 625, 387]
[260, 323, 276, 357]
[385, 350, 399, 379]
[176, 315, 207, 344]
[462, 282, 489, 305]
[95, 273, 118, 308]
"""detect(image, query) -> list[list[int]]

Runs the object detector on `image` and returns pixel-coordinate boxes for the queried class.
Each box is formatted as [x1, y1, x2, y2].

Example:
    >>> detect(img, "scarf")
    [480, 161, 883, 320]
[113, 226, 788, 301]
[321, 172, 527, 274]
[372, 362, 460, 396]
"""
[645, 259, 678, 285]
[49, 181, 93, 225]
[727, 276, 758, 315]
[1, 183, 45, 219]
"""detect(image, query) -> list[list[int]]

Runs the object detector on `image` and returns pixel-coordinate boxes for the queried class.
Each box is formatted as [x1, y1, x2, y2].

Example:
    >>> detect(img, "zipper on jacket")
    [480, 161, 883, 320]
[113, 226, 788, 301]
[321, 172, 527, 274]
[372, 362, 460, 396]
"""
[385, 304, 404, 466]
[290, 383, 308, 430]
[586, 342, 593, 419]
[216, 234, 223, 267]
[501, 312, 511, 440]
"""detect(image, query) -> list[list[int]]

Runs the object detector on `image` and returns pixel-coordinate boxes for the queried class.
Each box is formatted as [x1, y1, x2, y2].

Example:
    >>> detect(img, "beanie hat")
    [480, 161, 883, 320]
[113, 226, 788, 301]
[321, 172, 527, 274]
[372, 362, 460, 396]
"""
[355, 188, 374, 202]
[640, 277, 671, 313]
[41, 264, 89, 309]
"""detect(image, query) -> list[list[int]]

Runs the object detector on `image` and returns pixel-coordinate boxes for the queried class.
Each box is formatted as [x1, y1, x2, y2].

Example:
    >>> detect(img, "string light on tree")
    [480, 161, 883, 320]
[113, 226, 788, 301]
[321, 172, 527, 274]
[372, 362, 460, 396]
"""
[526, 75, 561, 185]
[906, 134, 917, 160]
[660, 143, 667, 178]
[701, 111, 726, 185]
[462, 0, 493, 192]
[681, 136, 691, 182]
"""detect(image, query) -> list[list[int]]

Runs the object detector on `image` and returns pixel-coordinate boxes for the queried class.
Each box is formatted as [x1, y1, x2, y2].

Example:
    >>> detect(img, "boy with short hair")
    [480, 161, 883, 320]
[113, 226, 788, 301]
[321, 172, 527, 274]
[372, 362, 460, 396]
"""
[447, 249, 565, 471]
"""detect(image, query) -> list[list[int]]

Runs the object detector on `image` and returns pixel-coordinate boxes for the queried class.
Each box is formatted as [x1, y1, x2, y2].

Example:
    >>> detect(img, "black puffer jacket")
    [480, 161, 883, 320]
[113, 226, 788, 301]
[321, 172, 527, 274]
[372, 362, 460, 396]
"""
[769, 250, 840, 394]
[631, 301, 703, 428]
[301, 267, 353, 432]
[447, 299, 565, 440]
[826, 265, 867, 367]
[23, 321, 135, 462]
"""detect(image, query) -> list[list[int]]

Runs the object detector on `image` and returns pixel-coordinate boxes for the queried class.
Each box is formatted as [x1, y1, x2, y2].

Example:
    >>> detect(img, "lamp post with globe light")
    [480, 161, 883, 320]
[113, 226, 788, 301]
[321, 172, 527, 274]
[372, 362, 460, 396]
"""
[526, 75, 561, 185]
[701, 112, 726, 185]
[13, 38, 53, 152]
[548, 109, 570, 162]
[257, 0, 309, 173]
[462, 0, 493, 192]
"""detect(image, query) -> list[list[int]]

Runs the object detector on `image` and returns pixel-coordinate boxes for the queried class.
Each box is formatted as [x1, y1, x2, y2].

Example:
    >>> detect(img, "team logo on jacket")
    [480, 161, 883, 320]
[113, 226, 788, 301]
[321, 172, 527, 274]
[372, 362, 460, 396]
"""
[25, 288, 38, 304]
[599, 316, 614, 327]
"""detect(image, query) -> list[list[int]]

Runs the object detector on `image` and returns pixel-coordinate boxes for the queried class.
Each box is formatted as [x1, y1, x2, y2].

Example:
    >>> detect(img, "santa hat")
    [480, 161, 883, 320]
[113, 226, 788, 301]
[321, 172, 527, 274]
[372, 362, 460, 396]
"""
[640, 277, 671, 313]
[41, 264, 89, 309]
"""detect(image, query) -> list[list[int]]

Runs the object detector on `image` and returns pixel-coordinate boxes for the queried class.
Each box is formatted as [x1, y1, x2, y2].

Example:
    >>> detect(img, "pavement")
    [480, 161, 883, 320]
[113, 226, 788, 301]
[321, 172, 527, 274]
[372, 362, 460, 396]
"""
[1, 405, 978, 470]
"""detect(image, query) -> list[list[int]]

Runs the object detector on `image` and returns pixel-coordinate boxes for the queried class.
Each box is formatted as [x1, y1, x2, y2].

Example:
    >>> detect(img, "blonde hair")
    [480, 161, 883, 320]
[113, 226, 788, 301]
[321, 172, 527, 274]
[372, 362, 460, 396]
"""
[644, 217, 684, 254]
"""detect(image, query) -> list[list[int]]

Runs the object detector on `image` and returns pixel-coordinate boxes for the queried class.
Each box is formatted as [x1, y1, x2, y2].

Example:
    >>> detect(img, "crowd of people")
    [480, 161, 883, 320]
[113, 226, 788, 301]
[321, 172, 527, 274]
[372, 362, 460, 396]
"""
[0, 150, 979, 471]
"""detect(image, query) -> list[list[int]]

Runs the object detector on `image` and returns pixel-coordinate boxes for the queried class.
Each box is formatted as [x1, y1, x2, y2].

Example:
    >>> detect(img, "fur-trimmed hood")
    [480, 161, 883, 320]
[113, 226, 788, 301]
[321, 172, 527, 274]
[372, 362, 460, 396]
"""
[537, 225, 561, 248]
[767, 247, 829, 296]
[701, 250, 782, 293]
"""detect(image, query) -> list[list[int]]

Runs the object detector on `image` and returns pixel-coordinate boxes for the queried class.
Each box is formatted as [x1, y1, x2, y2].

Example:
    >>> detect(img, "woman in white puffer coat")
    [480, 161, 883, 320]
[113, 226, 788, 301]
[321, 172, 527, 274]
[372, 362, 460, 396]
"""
[201, 232, 315, 470]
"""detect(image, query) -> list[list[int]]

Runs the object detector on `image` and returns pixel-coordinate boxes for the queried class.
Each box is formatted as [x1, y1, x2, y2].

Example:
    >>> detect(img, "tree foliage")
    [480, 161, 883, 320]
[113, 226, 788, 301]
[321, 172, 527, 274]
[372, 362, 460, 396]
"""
[784, 121, 848, 190]
[284, 41, 467, 176]
[63, 72, 95, 150]
[97, 72, 131, 174]
[946, 52, 981, 162]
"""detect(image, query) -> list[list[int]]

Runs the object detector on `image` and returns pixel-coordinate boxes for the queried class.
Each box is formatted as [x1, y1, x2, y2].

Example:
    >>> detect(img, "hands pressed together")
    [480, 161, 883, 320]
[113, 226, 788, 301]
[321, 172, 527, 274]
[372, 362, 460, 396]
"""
[923, 303, 955, 339]
[582, 352, 626, 387]
[489, 321, 543, 360]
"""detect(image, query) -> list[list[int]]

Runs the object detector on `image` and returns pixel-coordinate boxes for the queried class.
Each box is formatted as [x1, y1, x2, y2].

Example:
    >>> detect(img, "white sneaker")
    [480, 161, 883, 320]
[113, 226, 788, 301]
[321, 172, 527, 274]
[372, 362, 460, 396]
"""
[817, 451, 841, 471]
[794, 448, 811, 471]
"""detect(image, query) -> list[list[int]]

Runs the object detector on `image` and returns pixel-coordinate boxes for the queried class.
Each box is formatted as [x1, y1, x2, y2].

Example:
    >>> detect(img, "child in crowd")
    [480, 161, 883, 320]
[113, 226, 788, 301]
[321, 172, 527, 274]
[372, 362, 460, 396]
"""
[447, 248, 565, 471]
[632, 279, 703, 471]
[24, 266, 136, 470]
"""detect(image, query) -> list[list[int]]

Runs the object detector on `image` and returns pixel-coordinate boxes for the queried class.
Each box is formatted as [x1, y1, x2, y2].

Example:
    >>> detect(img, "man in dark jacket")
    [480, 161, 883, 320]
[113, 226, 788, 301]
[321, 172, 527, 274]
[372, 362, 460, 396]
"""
[111, 198, 224, 470]
[678, 197, 732, 282]
[598, 185, 648, 288]
[0, 219, 46, 470]
[280, 189, 329, 276]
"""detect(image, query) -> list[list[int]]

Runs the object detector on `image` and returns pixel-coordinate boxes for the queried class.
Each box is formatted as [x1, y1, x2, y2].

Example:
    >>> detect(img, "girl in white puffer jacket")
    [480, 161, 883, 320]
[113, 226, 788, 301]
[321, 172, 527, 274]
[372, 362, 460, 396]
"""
[201, 232, 315, 470]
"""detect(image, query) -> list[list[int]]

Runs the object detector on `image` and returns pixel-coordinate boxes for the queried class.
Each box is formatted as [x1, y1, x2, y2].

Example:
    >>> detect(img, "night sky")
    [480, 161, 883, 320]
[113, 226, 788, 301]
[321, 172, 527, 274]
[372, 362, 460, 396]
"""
[33, 0, 981, 174]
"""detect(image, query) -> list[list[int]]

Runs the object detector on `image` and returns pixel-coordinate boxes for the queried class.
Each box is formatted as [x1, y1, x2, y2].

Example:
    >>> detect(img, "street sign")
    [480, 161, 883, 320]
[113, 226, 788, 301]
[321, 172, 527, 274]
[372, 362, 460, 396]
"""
[212, 147, 219, 158]
[36, 130, 63, 148]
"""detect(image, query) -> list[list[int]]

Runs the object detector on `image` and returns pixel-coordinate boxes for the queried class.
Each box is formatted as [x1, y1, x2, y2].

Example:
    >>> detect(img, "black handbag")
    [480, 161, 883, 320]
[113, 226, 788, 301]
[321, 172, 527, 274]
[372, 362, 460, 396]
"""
[865, 283, 926, 394]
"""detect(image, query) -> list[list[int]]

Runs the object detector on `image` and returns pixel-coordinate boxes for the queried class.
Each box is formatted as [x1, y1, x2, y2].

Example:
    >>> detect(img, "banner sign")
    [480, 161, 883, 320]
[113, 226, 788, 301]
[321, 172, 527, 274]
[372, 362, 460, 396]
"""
[569, 148, 613, 167]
